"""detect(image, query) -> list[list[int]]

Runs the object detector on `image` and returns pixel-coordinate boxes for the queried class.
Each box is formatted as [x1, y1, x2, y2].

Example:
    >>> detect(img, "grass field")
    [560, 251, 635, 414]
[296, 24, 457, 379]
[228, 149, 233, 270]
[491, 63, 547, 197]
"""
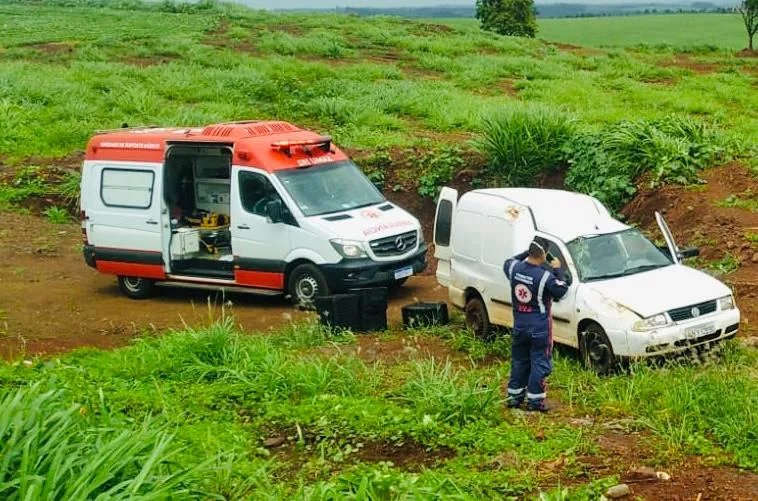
[438, 14, 750, 50]
[2, 318, 757, 498]
[539, 14, 748, 50]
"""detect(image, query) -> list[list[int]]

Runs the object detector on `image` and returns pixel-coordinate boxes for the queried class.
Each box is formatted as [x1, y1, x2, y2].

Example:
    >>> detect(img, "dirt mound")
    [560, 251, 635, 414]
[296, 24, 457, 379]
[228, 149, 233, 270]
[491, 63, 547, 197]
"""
[622, 162, 758, 335]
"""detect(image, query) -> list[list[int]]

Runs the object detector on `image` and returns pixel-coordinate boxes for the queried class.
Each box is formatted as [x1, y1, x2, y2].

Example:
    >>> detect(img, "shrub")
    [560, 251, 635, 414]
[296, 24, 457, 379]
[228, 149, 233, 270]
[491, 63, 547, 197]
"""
[474, 106, 574, 186]
[565, 116, 732, 210]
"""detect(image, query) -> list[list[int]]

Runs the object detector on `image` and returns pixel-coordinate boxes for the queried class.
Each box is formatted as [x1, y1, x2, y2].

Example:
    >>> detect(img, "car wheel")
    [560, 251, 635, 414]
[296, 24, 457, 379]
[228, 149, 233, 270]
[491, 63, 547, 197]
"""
[288, 264, 330, 308]
[580, 323, 616, 375]
[465, 295, 493, 340]
[117, 276, 155, 300]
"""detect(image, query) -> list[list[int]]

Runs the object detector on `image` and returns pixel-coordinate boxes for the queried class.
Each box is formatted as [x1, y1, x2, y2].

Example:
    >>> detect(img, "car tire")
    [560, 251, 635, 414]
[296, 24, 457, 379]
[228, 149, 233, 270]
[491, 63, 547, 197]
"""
[579, 323, 616, 376]
[288, 264, 330, 308]
[465, 295, 493, 340]
[117, 276, 155, 300]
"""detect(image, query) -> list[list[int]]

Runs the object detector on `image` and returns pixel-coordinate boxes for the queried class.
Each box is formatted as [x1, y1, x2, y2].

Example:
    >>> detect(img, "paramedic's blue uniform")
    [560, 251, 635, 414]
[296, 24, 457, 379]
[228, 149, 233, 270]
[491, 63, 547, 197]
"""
[503, 251, 569, 407]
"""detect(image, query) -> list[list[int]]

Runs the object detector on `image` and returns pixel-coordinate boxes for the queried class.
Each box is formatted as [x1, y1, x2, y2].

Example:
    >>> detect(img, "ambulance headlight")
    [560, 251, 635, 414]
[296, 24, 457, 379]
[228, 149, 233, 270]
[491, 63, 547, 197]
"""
[330, 239, 367, 259]
[632, 314, 671, 332]
[718, 295, 735, 311]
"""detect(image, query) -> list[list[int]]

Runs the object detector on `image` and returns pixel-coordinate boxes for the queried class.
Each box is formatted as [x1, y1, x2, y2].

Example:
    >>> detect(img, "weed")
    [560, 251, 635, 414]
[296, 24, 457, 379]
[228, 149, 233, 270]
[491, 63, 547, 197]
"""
[474, 106, 575, 186]
[745, 232, 758, 243]
[717, 190, 758, 212]
[43, 206, 70, 224]
[703, 254, 741, 275]
[57, 171, 82, 206]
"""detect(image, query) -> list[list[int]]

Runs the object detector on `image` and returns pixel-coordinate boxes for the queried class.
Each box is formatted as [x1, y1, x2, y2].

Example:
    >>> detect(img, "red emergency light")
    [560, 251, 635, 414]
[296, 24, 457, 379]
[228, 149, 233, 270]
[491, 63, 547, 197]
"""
[271, 136, 332, 156]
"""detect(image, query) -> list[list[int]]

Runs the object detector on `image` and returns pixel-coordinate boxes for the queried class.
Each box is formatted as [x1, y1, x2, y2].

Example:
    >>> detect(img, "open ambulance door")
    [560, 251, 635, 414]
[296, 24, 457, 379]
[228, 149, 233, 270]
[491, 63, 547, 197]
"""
[434, 187, 458, 286]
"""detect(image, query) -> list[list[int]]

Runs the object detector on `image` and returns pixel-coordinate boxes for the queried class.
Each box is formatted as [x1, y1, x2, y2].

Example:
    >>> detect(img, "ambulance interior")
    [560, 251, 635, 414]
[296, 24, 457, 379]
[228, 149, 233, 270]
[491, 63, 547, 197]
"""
[164, 145, 234, 278]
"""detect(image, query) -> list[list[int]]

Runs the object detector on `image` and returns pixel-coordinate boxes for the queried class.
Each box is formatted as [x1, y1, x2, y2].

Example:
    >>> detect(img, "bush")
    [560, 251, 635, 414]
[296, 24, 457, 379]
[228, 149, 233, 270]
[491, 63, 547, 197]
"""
[474, 106, 575, 186]
[565, 115, 732, 210]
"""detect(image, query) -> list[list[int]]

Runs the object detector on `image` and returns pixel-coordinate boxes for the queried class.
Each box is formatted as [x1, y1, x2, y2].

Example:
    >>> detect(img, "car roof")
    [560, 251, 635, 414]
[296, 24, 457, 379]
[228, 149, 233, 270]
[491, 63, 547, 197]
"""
[473, 188, 629, 242]
[84, 121, 349, 173]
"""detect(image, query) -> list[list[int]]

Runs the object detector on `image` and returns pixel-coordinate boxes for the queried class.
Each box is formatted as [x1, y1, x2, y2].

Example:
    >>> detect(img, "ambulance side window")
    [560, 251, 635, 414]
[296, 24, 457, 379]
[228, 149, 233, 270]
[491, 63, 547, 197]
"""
[100, 168, 154, 209]
[239, 171, 294, 224]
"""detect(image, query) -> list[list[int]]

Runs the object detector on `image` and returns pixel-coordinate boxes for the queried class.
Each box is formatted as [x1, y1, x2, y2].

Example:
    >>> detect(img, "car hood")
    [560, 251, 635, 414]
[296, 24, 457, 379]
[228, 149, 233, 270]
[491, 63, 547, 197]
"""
[583, 264, 732, 318]
[308, 203, 420, 243]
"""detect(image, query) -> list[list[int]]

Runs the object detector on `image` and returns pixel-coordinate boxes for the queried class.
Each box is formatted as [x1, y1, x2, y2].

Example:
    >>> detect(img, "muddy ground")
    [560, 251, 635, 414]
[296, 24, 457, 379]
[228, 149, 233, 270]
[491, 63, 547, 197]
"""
[0, 210, 448, 358]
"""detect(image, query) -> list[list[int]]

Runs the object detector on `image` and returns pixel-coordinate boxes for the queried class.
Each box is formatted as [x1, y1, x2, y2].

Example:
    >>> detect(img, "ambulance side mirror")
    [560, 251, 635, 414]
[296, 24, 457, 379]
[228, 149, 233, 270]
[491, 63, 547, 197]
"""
[266, 200, 283, 224]
[373, 181, 384, 193]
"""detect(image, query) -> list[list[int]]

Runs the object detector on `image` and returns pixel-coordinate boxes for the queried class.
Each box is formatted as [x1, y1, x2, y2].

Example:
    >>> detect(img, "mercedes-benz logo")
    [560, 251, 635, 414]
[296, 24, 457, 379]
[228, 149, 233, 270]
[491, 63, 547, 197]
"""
[691, 307, 700, 318]
[395, 236, 406, 251]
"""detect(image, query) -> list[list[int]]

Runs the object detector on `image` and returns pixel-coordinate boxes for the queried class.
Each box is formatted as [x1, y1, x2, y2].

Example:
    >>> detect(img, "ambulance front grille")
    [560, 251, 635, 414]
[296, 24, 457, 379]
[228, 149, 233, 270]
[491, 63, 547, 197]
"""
[370, 230, 417, 257]
[668, 300, 717, 322]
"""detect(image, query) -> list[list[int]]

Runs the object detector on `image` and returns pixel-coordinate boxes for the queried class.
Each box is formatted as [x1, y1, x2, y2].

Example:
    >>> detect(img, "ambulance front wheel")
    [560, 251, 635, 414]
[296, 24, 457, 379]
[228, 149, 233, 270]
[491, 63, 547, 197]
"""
[117, 276, 155, 300]
[288, 264, 330, 307]
[465, 295, 493, 340]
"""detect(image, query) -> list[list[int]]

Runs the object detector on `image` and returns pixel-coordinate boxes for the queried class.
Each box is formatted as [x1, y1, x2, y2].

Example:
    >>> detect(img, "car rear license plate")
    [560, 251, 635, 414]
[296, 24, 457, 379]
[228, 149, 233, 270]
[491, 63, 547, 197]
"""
[684, 322, 715, 340]
[394, 266, 413, 280]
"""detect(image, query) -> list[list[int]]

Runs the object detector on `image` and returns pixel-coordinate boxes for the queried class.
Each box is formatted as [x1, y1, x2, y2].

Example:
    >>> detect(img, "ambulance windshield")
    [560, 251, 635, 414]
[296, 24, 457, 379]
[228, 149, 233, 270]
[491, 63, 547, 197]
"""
[567, 229, 673, 282]
[276, 160, 385, 217]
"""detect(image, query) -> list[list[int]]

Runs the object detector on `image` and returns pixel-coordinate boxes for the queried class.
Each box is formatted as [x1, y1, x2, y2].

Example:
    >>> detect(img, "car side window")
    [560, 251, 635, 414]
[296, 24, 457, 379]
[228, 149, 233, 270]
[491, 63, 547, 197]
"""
[545, 239, 573, 285]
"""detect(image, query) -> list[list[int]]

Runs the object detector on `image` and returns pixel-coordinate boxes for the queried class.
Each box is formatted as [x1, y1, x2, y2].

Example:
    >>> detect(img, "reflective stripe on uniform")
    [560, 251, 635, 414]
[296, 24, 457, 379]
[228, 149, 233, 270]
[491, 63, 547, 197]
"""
[537, 270, 550, 314]
[508, 387, 525, 395]
[508, 260, 518, 279]
[527, 392, 546, 400]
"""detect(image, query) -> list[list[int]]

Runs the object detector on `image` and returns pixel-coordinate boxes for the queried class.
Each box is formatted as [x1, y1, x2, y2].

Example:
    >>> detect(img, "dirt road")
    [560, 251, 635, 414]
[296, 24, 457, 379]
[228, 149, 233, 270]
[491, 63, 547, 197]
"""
[1, 212, 448, 358]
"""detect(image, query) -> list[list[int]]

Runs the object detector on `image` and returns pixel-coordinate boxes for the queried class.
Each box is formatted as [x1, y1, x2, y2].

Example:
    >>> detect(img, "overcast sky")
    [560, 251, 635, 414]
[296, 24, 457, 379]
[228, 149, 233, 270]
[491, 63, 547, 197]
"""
[236, 0, 722, 8]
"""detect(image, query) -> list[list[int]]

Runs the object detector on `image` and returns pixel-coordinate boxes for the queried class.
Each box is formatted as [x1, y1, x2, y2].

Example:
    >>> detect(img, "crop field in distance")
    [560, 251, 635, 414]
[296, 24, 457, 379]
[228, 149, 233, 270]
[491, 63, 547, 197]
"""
[439, 13, 748, 50]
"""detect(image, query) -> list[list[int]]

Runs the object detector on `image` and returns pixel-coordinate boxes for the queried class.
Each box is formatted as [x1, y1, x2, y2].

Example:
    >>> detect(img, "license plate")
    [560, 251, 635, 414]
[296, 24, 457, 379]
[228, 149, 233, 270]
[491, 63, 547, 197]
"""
[394, 266, 413, 280]
[684, 322, 715, 340]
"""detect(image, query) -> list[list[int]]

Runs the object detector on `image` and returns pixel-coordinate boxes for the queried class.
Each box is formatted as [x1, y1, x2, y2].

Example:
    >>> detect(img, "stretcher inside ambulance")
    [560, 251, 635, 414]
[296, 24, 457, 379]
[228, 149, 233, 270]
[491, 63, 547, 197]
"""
[80, 121, 427, 304]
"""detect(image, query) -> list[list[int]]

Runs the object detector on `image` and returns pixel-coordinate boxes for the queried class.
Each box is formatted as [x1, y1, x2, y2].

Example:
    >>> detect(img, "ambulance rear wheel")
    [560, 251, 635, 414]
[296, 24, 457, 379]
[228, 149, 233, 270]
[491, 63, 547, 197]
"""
[465, 296, 492, 340]
[580, 323, 616, 376]
[288, 264, 330, 308]
[117, 276, 155, 300]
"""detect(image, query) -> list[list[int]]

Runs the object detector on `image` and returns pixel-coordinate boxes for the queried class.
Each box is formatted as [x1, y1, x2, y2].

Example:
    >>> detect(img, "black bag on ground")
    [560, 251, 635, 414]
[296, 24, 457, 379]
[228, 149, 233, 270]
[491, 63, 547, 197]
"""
[401, 302, 449, 329]
[351, 287, 388, 332]
[314, 294, 361, 331]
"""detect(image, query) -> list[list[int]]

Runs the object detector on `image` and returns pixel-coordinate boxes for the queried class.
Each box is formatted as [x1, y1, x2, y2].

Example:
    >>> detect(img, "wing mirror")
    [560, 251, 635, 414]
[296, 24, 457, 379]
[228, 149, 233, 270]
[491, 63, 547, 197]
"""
[678, 247, 700, 260]
[266, 199, 283, 224]
[373, 181, 384, 193]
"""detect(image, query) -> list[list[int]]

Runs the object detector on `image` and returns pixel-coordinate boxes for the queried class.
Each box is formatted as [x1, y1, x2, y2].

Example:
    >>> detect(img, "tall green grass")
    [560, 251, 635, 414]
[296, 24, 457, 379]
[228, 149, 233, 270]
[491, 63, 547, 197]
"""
[0, 386, 208, 500]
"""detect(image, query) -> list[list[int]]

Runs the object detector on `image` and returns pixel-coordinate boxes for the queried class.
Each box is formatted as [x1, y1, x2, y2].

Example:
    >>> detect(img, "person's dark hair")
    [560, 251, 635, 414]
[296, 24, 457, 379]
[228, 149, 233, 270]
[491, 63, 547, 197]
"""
[529, 237, 548, 258]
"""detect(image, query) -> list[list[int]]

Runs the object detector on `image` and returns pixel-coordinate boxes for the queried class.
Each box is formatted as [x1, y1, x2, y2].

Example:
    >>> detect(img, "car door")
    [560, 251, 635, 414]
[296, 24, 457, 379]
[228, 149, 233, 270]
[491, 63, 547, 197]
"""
[543, 238, 580, 348]
[656, 211, 680, 265]
[231, 169, 292, 290]
[86, 163, 165, 273]
[433, 187, 458, 287]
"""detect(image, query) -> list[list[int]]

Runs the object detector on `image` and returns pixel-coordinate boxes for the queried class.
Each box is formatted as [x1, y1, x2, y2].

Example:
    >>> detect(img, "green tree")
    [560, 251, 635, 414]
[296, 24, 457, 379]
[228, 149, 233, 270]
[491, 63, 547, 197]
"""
[739, 0, 758, 50]
[475, 0, 538, 38]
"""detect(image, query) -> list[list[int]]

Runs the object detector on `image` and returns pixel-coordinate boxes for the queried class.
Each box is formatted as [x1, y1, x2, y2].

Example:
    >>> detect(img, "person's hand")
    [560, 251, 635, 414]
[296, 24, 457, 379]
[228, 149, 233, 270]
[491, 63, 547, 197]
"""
[550, 258, 562, 269]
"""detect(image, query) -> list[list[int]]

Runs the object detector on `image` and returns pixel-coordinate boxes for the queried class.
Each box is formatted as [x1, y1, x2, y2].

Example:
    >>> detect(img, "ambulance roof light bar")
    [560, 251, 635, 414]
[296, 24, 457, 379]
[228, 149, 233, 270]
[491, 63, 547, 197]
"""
[271, 136, 332, 157]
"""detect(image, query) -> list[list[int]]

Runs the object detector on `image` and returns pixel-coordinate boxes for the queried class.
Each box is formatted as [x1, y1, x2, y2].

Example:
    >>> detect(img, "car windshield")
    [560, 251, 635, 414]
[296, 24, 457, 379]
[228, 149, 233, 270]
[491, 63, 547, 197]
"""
[566, 229, 673, 282]
[275, 160, 385, 217]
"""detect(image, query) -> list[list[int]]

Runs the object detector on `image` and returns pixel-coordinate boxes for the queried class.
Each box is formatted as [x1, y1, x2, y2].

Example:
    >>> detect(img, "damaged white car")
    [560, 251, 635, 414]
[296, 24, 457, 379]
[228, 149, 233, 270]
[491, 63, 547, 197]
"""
[433, 187, 741, 374]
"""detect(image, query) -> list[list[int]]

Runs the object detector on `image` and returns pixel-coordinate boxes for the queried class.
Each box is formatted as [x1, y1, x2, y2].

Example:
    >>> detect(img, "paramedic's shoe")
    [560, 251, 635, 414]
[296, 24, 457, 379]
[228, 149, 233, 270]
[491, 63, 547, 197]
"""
[506, 397, 524, 409]
[526, 401, 549, 413]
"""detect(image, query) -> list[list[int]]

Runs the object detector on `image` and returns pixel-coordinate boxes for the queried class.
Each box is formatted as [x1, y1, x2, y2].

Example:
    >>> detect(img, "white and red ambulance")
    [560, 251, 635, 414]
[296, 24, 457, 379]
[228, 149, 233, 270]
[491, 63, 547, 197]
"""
[80, 121, 426, 304]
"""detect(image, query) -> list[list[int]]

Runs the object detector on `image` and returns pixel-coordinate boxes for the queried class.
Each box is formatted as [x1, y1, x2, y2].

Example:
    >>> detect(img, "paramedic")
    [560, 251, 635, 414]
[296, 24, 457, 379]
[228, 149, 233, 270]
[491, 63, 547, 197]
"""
[503, 237, 569, 412]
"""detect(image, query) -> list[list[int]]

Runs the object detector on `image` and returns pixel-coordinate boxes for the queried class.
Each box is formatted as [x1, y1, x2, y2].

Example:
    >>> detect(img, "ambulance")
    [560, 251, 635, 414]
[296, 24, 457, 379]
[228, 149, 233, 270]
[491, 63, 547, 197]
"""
[434, 187, 740, 373]
[80, 121, 427, 304]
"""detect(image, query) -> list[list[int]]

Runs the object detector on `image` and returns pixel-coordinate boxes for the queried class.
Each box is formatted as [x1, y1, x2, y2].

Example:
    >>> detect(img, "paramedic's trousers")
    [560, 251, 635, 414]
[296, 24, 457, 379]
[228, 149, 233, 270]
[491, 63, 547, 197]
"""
[507, 325, 553, 405]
